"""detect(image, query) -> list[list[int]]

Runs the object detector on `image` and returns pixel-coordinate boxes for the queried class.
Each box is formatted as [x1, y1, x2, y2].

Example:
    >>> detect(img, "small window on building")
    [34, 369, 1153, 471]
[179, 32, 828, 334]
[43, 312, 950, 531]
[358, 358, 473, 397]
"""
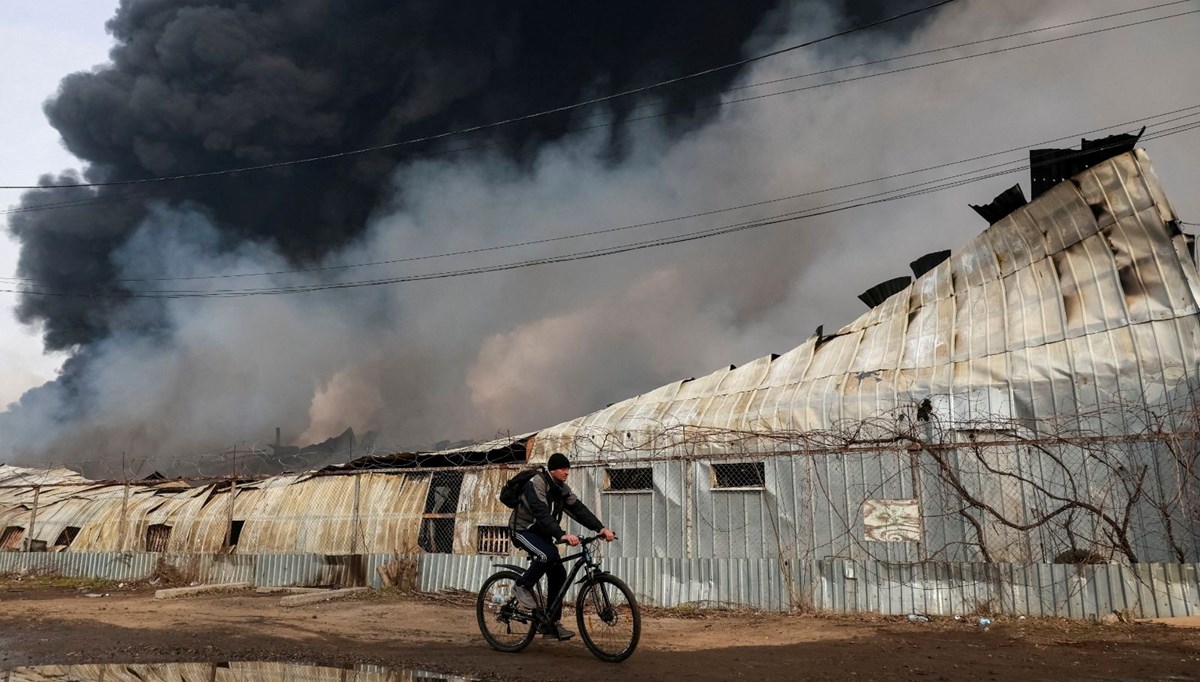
[605, 467, 652, 492]
[227, 520, 245, 548]
[146, 524, 172, 552]
[711, 462, 766, 489]
[1, 526, 25, 550]
[477, 526, 511, 555]
[55, 527, 81, 548]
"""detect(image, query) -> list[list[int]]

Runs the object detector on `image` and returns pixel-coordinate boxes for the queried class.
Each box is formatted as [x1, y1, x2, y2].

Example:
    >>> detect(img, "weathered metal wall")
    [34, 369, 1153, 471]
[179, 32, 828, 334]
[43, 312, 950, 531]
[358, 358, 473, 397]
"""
[532, 151, 1200, 467]
[2, 550, 1196, 619]
[454, 467, 517, 555]
[415, 552, 1200, 618]
[0, 551, 158, 582]
[814, 558, 1200, 619]
[570, 440, 1199, 570]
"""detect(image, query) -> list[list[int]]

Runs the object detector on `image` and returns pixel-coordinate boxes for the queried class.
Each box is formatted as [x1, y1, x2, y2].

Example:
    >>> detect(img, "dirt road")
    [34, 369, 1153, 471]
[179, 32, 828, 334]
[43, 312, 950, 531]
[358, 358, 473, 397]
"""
[1, 580, 1197, 681]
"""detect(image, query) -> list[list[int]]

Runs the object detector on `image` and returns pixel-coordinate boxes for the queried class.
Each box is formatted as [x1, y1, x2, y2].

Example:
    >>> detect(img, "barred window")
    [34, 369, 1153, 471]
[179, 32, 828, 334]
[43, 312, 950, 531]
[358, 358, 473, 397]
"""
[477, 525, 511, 555]
[605, 467, 652, 492]
[711, 462, 765, 489]
[147, 523, 173, 552]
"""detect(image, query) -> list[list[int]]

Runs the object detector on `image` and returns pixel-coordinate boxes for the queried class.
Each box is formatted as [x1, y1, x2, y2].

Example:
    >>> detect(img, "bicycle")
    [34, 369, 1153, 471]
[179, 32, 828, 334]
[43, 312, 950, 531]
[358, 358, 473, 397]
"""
[477, 534, 641, 662]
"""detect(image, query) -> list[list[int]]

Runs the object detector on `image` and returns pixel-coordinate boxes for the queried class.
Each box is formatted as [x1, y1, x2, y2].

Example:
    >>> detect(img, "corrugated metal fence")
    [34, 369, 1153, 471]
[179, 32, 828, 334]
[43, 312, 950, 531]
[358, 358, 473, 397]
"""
[2, 551, 1197, 619]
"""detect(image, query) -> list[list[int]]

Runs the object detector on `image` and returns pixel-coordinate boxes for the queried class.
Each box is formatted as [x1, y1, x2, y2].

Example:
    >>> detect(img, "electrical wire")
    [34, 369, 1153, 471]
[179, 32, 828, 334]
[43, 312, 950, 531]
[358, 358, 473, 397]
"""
[618, 8, 1200, 123]
[606, 1, 1198, 119]
[0, 0, 957, 191]
[3, 103, 1196, 285]
[5, 120, 1195, 300]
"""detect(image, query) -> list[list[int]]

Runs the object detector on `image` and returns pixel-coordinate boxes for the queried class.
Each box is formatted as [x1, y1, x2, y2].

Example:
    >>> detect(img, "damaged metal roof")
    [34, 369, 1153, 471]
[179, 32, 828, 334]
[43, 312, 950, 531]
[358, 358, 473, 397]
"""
[530, 150, 1198, 463]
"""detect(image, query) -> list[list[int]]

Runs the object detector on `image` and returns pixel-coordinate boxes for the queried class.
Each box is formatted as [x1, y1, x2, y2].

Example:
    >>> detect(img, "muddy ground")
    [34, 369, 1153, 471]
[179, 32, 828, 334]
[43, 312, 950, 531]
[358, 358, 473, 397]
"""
[0, 578, 1197, 681]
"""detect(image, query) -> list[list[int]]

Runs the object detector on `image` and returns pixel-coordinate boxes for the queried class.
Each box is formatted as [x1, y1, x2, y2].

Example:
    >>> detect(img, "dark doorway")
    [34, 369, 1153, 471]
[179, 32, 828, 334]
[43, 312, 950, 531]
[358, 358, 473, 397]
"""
[419, 471, 463, 553]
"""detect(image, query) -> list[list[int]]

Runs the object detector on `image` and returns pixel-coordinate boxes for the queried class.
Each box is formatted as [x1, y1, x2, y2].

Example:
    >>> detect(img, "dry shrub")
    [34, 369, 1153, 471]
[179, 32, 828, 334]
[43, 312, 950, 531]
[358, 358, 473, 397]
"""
[377, 553, 419, 592]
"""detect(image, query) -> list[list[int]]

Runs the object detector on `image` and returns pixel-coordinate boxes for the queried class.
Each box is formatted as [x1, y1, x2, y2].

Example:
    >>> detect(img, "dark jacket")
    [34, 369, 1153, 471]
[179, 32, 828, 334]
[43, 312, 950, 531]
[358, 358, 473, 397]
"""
[509, 469, 603, 540]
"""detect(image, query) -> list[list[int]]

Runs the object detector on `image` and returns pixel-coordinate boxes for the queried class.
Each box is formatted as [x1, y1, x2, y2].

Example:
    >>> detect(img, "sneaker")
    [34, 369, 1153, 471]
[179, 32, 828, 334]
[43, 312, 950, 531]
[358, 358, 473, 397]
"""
[542, 622, 575, 641]
[512, 584, 537, 609]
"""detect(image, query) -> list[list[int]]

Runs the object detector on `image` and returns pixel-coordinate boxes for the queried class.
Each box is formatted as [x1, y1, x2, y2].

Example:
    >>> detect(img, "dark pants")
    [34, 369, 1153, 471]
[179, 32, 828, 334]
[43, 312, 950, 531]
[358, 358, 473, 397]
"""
[512, 529, 566, 622]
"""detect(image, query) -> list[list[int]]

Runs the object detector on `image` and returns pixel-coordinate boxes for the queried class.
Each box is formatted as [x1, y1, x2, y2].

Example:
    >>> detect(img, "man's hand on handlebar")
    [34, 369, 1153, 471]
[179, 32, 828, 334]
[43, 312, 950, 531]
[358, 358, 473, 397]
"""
[559, 530, 616, 545]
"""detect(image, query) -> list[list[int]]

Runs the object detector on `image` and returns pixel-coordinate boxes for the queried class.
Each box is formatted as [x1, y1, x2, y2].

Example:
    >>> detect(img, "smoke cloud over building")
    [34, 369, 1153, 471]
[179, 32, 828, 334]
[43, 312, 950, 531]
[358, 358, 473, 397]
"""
[3, 0, 1196, 472]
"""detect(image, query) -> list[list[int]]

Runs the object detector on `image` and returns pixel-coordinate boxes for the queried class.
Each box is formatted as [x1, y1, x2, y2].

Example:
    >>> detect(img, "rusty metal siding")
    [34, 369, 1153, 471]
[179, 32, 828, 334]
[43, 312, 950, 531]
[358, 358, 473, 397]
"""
[354, 472, 429, 553]
[453, 467, 516, 555]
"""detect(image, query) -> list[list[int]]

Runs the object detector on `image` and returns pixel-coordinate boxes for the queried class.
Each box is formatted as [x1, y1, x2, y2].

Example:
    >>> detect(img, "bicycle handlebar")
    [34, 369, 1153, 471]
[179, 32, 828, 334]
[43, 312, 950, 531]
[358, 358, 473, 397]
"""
[557, 533, 617, 546]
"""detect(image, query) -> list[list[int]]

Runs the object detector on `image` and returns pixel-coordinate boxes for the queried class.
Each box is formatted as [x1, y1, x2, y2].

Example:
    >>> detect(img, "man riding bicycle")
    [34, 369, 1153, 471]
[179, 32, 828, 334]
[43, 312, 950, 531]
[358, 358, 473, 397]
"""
[509, 452, 615, 641]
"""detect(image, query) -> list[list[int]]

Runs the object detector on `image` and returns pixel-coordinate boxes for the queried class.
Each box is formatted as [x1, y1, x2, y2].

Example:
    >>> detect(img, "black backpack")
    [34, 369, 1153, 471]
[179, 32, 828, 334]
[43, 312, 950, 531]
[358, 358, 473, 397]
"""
[499, 468, 541, 509]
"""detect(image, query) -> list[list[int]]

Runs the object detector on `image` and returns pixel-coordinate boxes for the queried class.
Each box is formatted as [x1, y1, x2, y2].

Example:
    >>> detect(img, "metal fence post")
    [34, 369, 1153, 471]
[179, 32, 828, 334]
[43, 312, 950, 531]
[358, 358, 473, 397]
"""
[352, 472, 362, 555]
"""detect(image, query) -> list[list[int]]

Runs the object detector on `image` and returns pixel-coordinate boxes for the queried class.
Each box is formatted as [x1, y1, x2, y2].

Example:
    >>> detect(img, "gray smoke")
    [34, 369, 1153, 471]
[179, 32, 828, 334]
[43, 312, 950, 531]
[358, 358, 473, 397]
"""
[6, 0, 1196, 473]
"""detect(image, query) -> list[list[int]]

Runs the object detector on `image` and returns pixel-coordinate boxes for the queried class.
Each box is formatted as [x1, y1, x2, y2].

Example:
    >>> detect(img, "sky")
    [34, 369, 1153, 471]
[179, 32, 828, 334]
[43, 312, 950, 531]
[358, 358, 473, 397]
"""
[0, 4, 115, 407]
[0, 1, 1197, 471]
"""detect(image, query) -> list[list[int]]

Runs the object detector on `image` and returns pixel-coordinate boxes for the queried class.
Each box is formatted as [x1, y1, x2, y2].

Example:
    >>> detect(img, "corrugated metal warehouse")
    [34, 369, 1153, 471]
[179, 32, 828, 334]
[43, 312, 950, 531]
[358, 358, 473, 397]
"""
[2, 148, 1198, 617]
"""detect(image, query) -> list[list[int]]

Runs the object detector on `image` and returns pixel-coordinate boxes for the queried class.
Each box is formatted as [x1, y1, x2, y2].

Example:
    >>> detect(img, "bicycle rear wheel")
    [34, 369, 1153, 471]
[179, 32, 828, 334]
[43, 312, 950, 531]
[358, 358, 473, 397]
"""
[576, 573, 640, 662]
[477, 570, 536, 653]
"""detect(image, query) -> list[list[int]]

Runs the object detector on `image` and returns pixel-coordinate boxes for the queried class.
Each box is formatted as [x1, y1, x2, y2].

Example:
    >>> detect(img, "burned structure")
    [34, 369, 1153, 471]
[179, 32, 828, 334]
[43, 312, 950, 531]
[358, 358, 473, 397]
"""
[2, 148, 1198, 615]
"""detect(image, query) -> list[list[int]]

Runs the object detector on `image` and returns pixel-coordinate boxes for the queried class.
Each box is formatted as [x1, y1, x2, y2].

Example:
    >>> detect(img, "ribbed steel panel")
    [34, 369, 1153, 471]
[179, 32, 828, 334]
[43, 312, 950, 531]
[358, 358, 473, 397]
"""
[1, 550, 1196, 619]
[815, 559, 1200, 619]
[0, 551, 158, 581]
[530, 150, 1198, 466]
[418, 552, 789, 610]
[158, 553, 257, 585]
[418, 552, 499, 594]
[254, 552, 371, 587]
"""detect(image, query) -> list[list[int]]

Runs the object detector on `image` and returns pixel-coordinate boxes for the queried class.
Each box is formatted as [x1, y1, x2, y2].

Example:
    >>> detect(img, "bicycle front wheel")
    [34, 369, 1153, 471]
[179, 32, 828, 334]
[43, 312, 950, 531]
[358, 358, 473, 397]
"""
[575, 573, 640, 662]
[477, 570, 536, 653]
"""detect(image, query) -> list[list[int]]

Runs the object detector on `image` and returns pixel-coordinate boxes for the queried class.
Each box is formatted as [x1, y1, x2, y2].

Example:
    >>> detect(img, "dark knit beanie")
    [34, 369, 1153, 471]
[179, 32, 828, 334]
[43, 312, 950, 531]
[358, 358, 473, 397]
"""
[547, 452, 571, 471]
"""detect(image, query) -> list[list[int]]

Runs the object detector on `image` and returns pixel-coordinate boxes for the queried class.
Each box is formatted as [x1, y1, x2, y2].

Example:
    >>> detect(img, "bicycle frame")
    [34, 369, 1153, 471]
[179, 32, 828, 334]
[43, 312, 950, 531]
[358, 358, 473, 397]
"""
[493, 535, 606, 623]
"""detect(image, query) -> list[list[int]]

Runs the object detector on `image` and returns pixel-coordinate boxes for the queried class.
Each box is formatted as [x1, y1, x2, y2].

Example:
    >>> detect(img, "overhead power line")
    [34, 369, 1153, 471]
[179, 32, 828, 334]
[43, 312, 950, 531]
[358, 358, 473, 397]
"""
[0, 0, 957, 192]
[3, 2, 1193, 220]
[614, 8, 1200, 124]
[5, 117, 1196, 300]
[616, 0, 1197, 118]
[3, 103, 1195, 285]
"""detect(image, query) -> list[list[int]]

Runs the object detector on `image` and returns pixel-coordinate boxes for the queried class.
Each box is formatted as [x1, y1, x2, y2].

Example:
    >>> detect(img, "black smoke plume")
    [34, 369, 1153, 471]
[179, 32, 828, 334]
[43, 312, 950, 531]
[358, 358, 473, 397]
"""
[4, 0, 946, 469]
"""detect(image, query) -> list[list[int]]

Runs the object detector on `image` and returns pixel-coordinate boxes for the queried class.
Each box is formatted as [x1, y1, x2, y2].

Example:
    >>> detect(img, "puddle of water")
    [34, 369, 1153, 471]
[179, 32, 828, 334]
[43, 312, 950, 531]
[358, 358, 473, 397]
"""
[4, 661, 475, 681]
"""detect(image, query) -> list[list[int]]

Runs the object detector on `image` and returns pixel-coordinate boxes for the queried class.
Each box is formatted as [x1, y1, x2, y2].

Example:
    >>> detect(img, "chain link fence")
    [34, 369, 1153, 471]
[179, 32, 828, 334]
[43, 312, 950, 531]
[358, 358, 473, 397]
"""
[2, 398, 1199, 611]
